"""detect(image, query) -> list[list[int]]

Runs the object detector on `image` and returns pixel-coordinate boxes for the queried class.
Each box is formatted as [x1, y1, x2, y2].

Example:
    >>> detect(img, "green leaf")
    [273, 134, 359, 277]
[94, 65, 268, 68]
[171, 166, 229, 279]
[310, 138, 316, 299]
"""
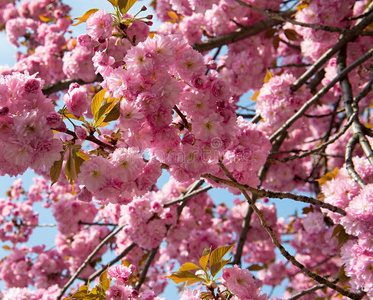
[72, 9, 99, 26]
[74, 155, 85, 175]
[76, 150, 90, 161]
[179, 262, 201, 272]
[91, 88, 108, 121]
[99, 267, 111, 292]
[247, 264, 265, 271]
[210, 244, 235, 267]
[210, 258, 231, 277]
[199, 248, 210, 271]
[284, 29, 299, 41]
[62, 111, 86, 122]
[118, 0, 129, 13]
[316, 167, 339, 186]
[107, 0, 118, 6]
[103, 101, 121, 123]
[167, 11, 178, 20]
[64, 285, 88, 299]
[264, 69, 274, 83]
[65, 151, 77, 184]
[251, 90, 260, 101]
[118, 0, 137, 14]
[166, 271, 205, 285]
[94, 97, 118, 127]
[336, 264, 350, 284]
[50, 152, 64, 186]
[336, 227, 350, 248]
[331, 224, 344, 239]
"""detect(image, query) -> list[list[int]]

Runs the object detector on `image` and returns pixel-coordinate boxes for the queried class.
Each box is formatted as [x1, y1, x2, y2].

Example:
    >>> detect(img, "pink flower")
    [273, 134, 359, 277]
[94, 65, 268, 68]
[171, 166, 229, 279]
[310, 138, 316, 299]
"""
[86, 9, 113, 42]
[111, 148, 145, 183]
[78, 156, 110, 193]
[62, 83, 88, 118]
[74, 126, 87, 140]
[105, 285, 131, 300]
[222, 265, 267, 300]
[108, 264, 135, 285]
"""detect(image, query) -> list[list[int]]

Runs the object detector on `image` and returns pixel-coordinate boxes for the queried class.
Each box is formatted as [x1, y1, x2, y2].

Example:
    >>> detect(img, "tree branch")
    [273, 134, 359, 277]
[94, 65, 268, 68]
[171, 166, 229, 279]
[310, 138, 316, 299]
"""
[202, 173, 345, 215]
[57, 224, 126, 300]
[291, 2, 373, 92]
[234, 0, 373, 36]
[270, 48, 373, 143]
[216, 163, 364, 300]
[42, 74, 103, 96]
[87, 242, 137, 283]
[192, 9, 296, 53]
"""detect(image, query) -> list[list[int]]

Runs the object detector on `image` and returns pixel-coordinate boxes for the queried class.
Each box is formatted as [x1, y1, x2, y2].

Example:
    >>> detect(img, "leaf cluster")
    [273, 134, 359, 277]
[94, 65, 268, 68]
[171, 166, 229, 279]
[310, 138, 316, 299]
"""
[167, 244, 235, 287]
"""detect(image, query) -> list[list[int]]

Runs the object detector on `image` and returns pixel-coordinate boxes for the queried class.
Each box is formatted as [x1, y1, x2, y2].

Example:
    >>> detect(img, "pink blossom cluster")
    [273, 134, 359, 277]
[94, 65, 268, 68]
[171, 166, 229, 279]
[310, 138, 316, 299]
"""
[86, 9, 113, 42]
[95, 33, 241, 183]
[51, 192, 98, 235]
[55, 225, 110, 278]
[0, 72, 63, 176]
[0, 245, 67, 290]
[222, 265, 268, 300]
[1, 284, 60, 300]
[77, 149, 162, 205]
[104, 264, 165, 300]
[118, 188, 177, 250]
[223, 200, 280, 264]
[321, 157, 373, 296]
[295, 0, 354, 62]
[1, 0, 72, 84]
[0, 196, 38, 244]
[256, 73, 312, 134]
[0, 179, 38, 244]
[154, 179, 228, 266]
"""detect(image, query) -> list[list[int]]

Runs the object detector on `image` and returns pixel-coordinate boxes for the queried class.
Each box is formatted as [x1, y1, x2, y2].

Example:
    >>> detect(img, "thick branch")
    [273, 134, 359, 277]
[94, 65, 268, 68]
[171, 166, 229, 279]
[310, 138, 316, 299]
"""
[42, 74, 103, 96]
[345, 134, 366, 188]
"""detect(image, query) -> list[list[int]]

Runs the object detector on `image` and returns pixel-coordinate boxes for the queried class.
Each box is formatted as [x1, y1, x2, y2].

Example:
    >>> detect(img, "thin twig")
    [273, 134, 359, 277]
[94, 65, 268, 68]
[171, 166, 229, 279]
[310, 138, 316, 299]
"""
[290, 3, 373, 92]
[24, 223, 57, 227]
[270, 48, 373, 143]
[63, 129, 116, 152]
[216, 163, 364, 300]
[57, 224, 126, 300]
[193, 9, 297, 53]
[287, 284, 328, 300]
[87, 242, 137, 283]
[273, 112, 355, 163]
[163, 185, 212, 208]
[202, 174, 345, 215]
[234, 0, 373, 36]
[135, 246, 159, 291]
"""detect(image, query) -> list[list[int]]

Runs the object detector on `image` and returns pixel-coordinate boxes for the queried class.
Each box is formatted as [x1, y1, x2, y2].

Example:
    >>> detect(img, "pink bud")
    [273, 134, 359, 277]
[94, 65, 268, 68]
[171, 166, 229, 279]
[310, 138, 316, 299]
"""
[75, 126, 87, 140]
